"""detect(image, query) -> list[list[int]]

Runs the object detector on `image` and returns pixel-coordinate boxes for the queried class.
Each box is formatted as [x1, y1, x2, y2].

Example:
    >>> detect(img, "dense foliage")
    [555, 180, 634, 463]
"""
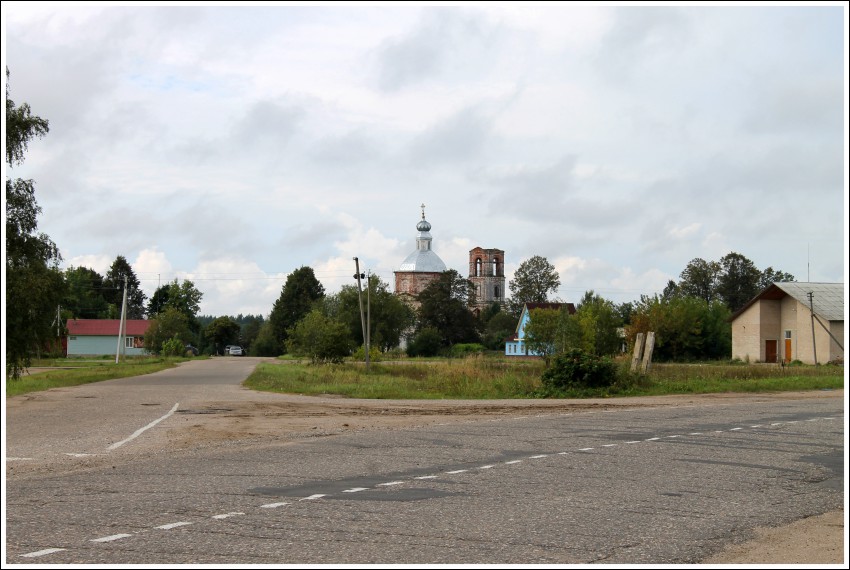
[540, 349, 619, 393]
[5, 69, 67, 378]
[507, 255, 560, 315]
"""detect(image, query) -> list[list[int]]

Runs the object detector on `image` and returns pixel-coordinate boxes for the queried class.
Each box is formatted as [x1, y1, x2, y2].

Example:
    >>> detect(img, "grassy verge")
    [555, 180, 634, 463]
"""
[5, 357, 196, 397]
[245, 355, 844, 399]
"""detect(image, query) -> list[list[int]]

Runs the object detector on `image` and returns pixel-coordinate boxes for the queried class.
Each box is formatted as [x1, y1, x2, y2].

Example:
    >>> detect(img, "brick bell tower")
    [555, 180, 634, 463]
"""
[468, 247, 506, 316]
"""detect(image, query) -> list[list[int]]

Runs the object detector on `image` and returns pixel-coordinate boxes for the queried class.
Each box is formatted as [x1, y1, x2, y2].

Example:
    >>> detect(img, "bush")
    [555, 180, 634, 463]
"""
[352, 345, 383, 362]
[450, 343, 486, 358]
[161, 337, 185, 357]
[541, 348, 619, 392]
[406, 328, 443, 357]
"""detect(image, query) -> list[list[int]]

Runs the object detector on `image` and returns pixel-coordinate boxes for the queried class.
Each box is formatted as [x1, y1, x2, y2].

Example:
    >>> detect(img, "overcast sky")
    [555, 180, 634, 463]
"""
[3, 2, 847, 318]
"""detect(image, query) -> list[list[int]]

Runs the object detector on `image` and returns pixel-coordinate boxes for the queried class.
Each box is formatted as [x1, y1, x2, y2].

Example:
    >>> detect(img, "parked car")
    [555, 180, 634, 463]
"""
[185, 344, 199, 356]
[228, 345, 244, 356]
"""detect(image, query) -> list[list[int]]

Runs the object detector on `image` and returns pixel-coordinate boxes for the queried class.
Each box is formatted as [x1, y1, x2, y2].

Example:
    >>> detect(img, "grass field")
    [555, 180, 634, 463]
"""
[4, 356, 197, 397]
[7, 353, 844, 399]
[244, 354, 845, 399]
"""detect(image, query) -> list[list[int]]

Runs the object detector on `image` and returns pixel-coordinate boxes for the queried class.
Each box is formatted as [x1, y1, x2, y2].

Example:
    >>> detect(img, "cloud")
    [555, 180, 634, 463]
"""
[373, 8, 503, 91]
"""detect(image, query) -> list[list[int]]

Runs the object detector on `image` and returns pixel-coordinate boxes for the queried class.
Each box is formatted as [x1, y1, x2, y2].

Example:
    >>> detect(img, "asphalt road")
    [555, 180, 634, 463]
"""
[4, 359, 845, 564]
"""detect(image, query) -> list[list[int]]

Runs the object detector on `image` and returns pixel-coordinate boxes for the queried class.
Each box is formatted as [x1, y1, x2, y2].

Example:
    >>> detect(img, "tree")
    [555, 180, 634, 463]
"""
[204, 316, 242, 355]
[574, 290, 623, 356]
[481, 308, 518, 351]
[678, 258, 720, 303]
[416, 270, 480, 346]
[508, 255, 560, 314]
[63, 266, 109, 319]
[671, 253, 795, 314]
[268, 266, 325, 355]
[6, 68, 67, 378]
[147, 279, 203, 323]
[285, 309, 353, 364]
[143, 307, 192, 355]
[715, 252, 762, 313]
[627, 294, 731, 361]
[524, 307, 580, 367]
[103, 255, 147, 319]
[759, 267, 795, 290]
[330, 275, 414, 352]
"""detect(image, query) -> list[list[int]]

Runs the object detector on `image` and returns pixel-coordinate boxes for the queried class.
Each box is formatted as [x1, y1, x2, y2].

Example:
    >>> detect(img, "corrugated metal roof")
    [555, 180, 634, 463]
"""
[773, 282, 845, 321]
[67, 319, 151, 336]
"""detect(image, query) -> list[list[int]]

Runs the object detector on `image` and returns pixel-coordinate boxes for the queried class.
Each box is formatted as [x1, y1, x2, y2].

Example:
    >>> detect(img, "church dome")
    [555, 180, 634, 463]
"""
[397, 205, 446, 273]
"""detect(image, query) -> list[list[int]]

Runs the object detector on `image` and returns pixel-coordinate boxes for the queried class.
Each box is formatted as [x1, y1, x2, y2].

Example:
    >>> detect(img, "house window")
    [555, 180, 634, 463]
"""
[70, 336, 77, 340]
[494, 286, 500, 299]
[785, 330, 792, 339]
[125, 336, 135, 348]
[475, 258, 482, 277]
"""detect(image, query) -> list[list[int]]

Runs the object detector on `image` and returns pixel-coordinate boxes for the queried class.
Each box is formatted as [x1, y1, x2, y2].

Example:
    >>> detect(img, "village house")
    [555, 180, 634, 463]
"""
[729, 282, 844, 365]
[65, 319, 151, 357]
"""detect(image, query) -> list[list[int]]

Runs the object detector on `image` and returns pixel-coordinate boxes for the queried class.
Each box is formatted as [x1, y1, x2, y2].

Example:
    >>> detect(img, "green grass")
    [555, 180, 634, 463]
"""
[5, 357, 196, 397]
[8, 353, 844, 400]
[245, 355, 845, 399]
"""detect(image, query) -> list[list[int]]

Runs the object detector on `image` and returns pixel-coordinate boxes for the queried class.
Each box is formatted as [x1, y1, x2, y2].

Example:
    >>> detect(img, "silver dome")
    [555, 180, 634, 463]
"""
[398, 249, 447, 272]
[397, 205, 447, 272]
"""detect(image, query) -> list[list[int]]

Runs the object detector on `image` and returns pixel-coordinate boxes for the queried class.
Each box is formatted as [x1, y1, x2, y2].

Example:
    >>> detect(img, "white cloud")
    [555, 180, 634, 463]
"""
[5, 4, 844, 317]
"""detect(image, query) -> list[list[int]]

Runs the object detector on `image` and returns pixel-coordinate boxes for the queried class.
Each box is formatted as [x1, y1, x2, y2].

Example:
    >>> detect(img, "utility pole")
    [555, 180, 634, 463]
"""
[353, 257, 369, 369]
[808, 291, 818, 365]
[366, 270, 371, 368]
[115, 275, 128, 364]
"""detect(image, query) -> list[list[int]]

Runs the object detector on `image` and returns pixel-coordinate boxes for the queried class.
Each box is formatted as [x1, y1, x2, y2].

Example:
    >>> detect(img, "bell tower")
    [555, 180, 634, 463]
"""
[468, 247, 505, 316]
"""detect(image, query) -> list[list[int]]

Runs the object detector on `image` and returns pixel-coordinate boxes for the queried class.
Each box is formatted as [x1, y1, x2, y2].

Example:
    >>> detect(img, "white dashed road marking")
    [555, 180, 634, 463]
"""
[91, 534, 132, 543]
[20, 548, 66, 558]
[156, 522, 192, 530]
[17, 412, 841, 559]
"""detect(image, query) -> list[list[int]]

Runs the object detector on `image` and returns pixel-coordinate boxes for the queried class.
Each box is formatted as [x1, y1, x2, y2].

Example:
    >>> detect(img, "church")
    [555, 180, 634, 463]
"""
[394, 204, 505, 314]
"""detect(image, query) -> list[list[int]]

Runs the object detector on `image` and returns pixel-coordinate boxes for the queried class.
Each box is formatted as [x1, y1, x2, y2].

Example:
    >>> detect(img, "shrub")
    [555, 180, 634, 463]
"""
[541, 348, 619, 392]
[161, 336, 185, 357]
[352, 345, 383, 362]
[406, 328, 443, 357]
[450, 343, 486, 357]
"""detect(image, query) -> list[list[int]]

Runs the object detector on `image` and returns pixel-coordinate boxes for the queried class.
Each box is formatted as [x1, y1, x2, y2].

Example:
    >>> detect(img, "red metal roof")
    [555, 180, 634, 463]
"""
[66, 319, 151, 336]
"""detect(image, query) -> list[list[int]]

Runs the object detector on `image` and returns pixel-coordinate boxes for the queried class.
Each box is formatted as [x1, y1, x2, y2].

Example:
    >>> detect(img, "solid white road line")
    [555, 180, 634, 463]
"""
[108, 403, 179, 451]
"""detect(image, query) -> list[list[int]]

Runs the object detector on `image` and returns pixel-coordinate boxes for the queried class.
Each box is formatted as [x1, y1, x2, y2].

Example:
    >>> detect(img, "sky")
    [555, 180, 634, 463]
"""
[3, 2, 848, 318]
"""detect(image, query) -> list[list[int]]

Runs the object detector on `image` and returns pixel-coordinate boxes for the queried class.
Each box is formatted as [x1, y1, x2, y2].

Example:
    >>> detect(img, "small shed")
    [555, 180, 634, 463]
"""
[66, 319, 151, 357]
[729, 282, 844, 365]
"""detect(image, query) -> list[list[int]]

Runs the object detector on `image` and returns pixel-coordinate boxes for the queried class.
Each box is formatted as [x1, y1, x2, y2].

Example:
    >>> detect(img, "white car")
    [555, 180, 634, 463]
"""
[228, 345, 244, 356]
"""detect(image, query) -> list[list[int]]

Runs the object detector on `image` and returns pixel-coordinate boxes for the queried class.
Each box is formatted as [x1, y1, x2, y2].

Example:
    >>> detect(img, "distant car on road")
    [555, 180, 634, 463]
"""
[185, 344, 199, 356]
[228, 345, 244, 356]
